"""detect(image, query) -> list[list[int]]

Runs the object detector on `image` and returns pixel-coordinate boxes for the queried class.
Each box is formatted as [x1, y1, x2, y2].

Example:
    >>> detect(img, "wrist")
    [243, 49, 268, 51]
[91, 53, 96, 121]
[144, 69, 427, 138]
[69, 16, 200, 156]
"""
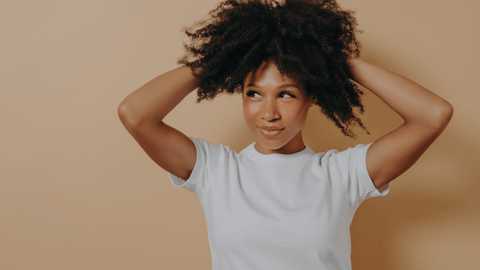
[346, 58, 363, 81]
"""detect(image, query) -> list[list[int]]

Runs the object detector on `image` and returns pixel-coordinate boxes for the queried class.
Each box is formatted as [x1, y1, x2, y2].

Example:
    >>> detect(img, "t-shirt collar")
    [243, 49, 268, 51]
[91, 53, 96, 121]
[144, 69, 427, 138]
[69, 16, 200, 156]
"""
[243, 142, 316, 163]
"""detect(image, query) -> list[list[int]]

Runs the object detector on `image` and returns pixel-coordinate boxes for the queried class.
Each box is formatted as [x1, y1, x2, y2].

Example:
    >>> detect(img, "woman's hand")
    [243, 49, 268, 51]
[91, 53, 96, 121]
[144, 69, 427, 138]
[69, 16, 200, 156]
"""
[348, 59, 453, 189]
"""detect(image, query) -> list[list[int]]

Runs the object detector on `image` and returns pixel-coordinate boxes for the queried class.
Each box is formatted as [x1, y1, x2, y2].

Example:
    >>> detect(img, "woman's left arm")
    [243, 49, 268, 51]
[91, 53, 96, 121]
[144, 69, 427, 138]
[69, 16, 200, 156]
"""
[348, 59, 454, 189]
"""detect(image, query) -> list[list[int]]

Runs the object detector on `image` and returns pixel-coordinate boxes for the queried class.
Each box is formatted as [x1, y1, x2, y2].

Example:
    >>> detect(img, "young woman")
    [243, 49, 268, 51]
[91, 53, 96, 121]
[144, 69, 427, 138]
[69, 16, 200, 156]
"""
[118, 0, 453, 269]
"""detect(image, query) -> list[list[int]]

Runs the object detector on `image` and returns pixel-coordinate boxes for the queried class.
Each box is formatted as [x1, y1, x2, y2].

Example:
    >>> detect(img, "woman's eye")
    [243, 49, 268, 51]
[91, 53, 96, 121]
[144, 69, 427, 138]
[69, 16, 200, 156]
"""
[247, 91, 261, 98]
[279, 92, 295, 98]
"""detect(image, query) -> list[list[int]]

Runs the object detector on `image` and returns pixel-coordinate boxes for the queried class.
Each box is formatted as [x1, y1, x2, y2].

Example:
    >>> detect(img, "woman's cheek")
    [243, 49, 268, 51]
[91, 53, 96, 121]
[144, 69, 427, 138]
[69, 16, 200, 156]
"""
[243, 102, 257, 127]
[244, 102, 260, 119]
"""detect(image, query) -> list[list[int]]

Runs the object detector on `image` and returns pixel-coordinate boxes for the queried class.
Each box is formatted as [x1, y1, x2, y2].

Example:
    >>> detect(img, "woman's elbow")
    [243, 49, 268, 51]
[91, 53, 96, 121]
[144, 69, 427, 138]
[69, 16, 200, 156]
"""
[438, 100, 453, 122]
[118, 99, 141, 129]
[429, 100, 454, 130]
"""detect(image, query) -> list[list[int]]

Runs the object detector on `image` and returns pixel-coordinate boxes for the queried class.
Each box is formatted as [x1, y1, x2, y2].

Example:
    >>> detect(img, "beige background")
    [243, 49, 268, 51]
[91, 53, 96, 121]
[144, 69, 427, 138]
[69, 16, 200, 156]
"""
[1, 0, 479, 269]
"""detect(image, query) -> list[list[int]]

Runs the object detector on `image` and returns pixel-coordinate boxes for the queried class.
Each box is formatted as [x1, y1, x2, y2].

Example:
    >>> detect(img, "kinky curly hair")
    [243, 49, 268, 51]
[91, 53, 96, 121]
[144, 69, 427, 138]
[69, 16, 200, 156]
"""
[177, 0, 368, 137]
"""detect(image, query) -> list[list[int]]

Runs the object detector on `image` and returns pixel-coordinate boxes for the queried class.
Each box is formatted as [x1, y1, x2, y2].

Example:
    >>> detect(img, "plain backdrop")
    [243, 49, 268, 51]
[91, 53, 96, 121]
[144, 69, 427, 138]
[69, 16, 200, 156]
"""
[1, 0, 479, 269]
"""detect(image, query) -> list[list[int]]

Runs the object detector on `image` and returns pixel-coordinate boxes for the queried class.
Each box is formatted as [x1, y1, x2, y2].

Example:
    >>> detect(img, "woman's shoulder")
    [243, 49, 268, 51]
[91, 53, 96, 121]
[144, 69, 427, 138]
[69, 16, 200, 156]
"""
[189, 137, 239, 158]
[318, 142, 373, 165]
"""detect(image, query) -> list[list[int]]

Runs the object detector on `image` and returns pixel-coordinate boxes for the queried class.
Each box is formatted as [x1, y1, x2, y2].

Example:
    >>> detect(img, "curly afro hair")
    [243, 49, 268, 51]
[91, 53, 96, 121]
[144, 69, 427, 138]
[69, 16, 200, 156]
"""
[177, 0, 368, 137]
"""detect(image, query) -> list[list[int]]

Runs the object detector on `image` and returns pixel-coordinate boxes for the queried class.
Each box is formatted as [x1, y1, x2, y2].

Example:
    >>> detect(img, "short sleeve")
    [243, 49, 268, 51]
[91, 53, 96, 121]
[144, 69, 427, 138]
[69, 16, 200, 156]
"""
[169, 137, 226, 202]
[325, 143, 390, 209]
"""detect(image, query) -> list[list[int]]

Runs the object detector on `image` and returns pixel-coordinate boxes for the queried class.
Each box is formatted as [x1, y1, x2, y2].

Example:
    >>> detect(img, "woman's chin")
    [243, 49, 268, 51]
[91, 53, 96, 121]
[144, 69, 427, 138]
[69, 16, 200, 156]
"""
[255, 139, 288, 153]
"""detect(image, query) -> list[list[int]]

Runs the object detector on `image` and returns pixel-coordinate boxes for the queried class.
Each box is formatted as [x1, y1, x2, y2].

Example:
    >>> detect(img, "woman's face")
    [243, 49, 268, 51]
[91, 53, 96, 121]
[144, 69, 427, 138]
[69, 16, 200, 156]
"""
[242, 61, 314, 155]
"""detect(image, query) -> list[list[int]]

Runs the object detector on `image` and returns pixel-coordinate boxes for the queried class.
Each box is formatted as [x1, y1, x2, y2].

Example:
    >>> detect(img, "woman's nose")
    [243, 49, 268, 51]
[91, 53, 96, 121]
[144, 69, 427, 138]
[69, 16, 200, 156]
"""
[261, 98, 280, 121]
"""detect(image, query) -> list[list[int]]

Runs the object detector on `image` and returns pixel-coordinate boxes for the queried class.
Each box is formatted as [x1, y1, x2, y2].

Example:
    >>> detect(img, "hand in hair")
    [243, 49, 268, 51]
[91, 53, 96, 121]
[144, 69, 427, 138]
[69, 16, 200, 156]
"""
[179, 0, 366, 137]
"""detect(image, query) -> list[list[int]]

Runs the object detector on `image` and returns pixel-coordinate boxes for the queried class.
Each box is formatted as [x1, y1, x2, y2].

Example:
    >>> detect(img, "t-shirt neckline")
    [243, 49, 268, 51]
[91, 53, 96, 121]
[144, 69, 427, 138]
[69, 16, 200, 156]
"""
[244, 142, 316, 163]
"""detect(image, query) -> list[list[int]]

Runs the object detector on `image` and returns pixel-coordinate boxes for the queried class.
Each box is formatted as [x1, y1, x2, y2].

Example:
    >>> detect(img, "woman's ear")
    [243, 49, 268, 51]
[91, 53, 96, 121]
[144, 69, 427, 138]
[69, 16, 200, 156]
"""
[310, 97, 318, 107]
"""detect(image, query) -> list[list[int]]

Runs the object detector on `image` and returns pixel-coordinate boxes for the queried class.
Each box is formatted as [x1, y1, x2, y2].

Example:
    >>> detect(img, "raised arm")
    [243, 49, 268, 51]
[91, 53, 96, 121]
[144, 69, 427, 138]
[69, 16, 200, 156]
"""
[348, 59, 453, 189]
[118, 66, 201, 180]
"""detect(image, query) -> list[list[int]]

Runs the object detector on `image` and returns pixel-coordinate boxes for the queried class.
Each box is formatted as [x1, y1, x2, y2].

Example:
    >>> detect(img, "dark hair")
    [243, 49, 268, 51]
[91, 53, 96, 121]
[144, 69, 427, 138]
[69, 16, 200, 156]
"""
[178, 0, 367, 137]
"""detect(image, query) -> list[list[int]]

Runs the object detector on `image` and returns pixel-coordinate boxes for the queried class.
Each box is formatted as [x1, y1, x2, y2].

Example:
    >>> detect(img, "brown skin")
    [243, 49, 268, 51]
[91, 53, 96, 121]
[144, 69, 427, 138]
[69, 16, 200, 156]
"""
[118, 65, 200, 181]
[118, 59, 453, 188]
[348, 59, 453, 188]
[242, 61, 315, 155]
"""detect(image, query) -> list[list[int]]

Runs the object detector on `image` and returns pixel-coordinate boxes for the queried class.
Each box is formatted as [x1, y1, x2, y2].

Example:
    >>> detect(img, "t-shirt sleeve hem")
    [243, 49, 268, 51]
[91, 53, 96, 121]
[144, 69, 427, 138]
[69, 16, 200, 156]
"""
[168, 137, 206, 197]
[358, 143, 391, 202]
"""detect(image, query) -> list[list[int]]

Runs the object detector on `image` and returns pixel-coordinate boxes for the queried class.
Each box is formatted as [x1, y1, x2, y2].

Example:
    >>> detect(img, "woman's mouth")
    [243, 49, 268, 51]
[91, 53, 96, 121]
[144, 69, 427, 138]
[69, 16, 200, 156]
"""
[258, 126, 284, 138]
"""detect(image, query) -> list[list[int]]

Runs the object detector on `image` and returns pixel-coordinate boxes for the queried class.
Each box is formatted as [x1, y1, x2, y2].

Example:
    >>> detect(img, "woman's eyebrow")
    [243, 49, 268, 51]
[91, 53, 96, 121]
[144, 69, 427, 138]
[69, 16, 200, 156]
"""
[245, 83, 300, 89]
[278, 84, 301, 90]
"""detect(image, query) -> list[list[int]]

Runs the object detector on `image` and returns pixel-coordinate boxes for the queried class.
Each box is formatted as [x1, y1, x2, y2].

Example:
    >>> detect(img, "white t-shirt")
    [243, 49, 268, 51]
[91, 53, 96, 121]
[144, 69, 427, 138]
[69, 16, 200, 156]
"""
[169, 137, 390, 270]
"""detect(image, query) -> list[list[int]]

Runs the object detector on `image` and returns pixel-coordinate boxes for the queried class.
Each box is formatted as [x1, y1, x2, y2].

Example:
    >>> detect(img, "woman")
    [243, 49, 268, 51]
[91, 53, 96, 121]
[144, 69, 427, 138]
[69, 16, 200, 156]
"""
[118, 0, 453, 269]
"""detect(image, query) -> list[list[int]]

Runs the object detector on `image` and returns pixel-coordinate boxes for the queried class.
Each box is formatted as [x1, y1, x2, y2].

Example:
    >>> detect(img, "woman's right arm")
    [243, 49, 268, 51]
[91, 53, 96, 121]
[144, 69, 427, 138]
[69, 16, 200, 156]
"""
[118, 65, 201, 180]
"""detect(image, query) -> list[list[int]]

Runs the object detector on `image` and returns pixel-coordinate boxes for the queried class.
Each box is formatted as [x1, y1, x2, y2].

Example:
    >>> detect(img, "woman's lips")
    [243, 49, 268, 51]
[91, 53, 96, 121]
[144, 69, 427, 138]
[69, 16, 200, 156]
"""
[258, 126, 284, 138]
